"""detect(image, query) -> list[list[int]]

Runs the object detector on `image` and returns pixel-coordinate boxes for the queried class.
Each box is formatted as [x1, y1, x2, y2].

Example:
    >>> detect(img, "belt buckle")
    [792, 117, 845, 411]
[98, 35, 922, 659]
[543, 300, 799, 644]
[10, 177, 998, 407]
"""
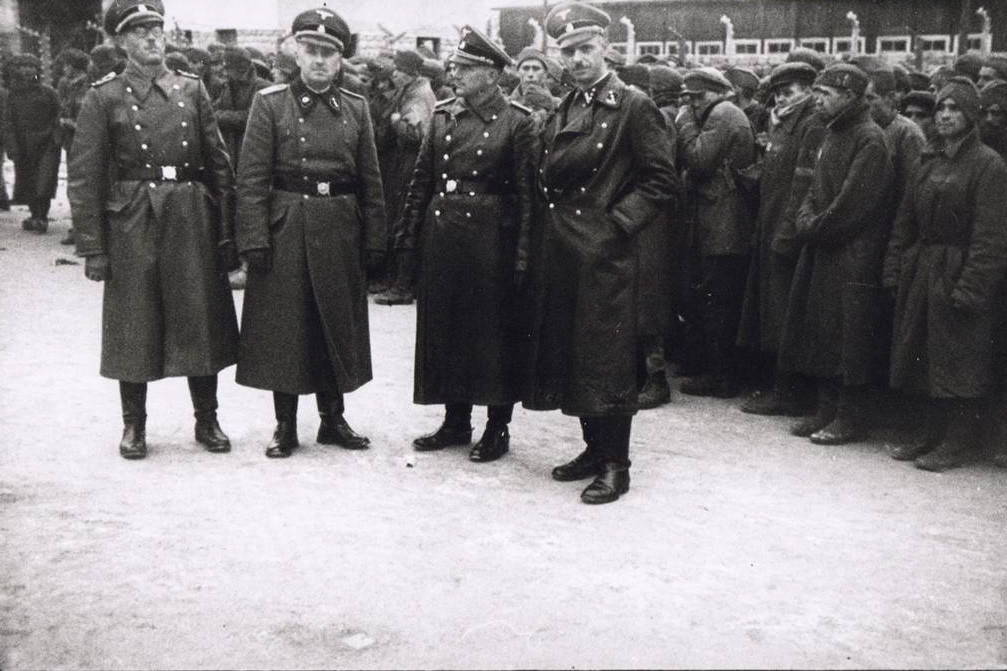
[445, 179, 458, 193]
[160, 166, 177, 181]
[317, 181, 331, 196]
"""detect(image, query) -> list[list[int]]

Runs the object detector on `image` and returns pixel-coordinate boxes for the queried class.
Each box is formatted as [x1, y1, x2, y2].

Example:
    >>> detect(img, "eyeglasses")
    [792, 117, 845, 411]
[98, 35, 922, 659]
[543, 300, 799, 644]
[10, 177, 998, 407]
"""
[126, 24, 164, 39]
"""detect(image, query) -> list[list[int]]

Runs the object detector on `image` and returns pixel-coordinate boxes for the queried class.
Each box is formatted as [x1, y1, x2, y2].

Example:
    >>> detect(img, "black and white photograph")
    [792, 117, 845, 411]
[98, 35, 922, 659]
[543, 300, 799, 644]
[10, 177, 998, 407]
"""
[0, 0, 1006, 667]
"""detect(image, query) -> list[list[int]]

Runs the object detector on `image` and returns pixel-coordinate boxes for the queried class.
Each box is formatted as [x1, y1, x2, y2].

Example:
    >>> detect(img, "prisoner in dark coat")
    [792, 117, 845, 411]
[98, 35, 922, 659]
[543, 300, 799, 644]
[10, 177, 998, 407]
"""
[236, 7, 386, 458]
[69, 0, 240, 460]
[394, 27, 537, 463]
[213, 46, 272, 167]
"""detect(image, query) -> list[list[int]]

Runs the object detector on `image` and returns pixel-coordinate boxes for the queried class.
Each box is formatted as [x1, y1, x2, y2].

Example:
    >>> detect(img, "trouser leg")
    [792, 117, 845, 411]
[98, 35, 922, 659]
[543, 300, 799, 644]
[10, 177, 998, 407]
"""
[487, 404, 513, 429]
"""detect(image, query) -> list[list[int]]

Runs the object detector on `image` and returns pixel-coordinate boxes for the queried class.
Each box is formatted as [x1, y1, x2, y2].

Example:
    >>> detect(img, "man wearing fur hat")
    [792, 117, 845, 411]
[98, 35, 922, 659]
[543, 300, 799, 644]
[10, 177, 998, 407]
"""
[778, 64, 894, 446]
[235, 7, 386, 459]
[69, 0, 241, 459]
[524, 2, 677, 504]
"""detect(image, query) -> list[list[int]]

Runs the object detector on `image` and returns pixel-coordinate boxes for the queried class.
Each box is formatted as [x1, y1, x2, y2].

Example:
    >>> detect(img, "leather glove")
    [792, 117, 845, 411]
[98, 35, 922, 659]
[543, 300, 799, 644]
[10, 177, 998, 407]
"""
[84, 254, 109, 282]
[217, 239, 240, 273]
[365, 250, 385, 275]
[243, 248, 272, 274]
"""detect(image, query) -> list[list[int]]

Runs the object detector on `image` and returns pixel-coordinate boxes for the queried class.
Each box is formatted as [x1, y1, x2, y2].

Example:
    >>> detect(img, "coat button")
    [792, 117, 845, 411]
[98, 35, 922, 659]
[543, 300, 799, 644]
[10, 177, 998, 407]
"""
[466, 212, 471, 218]
[131, 105, 139, 111]
[469, 191, 475, 197]
[173, 84, 180, 90]
[476, 149, 483, 156]
[601, 122, 608, 128]
[149, 182, 156, 188]
[182, 140, 188, 147]
[549, 203, 555, 209]
[145, 163, 152, 168]
[441, 173, 448, 179]
[300, 137, 306, 142]
[471, 170, 478, 176]
[445, 135, 452, 142]
[299, 118, 305, 123]
[443, 154, 449, 160]
[576, 209, 582, 215]
[181, 121, 188, 128]
[141, 143, 149, 150]
[178, 101, 185, 108]
[435, 210, 441, 216]
[596, 143, 603, 149]
[483, 131, 489, 138]
[303, 194, 309, 199]
[134, 124, 142, 130]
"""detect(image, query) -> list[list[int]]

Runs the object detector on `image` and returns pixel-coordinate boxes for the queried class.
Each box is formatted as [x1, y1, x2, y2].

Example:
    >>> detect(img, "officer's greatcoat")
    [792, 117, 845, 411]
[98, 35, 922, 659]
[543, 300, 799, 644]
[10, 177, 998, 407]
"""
[236, 79, 386, 395]
[69, 61, 239, 382]
[524, 74, 677, 416]
[397, 91, 537, 406]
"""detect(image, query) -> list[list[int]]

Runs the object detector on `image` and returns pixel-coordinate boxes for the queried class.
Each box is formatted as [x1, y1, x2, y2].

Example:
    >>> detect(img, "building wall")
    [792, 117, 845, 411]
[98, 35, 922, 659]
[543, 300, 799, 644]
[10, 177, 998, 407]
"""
[0, 0, 19, 54]
[498, 0, 1006, 62]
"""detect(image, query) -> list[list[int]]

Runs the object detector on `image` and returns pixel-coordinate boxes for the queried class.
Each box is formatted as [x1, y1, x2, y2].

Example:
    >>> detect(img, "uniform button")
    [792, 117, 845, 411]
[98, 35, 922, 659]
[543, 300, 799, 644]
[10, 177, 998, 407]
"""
[149, 182, 156, 188]
[439, 192, 445, 197]
[303, 194, 309, 199]
[445, 135, 452, 142]
[466, 212, 471, 218]
[300, 137, 306, 142]
[131, 105, 139, 111]
[184, 162, 190, 167]
[141, 143, 149, 150]
[126, 86, 132, 93]
[434, 210, 441, 216]
[476, 149, 483, 156]
[471, 170, 478, 176]
[145, 163, 152, 168]
[549, 203, 555, 209]
[443, 154, 449, 160]
[299, 118, 305, 123]
[441, 173, 448, 179]
[178, 101, 185, 108]
[597, 143, 603, 149]
[483, 131, 489, 138]
[469, 191, 475, 197]
[134, 124, 142, 130]
[173, 84, 180, 90]
[182, 140, 188, 147]
[576, 209, 582, 215]
[601, 122, 608, 128]
[181, 122, 188, 128]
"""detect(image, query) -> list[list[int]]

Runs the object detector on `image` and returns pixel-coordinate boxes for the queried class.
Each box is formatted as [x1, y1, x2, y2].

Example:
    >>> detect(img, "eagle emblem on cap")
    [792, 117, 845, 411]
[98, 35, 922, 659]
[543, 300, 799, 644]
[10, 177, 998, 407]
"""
[555, 8, 571, 20]
[315, 9, 333, 19]
[137, 3, 148, 10]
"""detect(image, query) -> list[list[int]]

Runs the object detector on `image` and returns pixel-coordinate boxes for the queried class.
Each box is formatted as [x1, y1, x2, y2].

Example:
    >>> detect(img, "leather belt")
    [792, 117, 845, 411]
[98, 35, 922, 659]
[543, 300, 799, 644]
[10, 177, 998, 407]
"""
[437, 178, 514, 196]
[117, 165, 204, 182]
[273, 174, 357, 197]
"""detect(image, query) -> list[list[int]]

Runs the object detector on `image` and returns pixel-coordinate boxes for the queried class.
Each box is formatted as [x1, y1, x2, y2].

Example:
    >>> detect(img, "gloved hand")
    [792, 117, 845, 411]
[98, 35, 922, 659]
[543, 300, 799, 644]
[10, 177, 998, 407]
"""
[217, 239, 240, 273]
[84, 254, 109, 282]
[243, 248, 272, 274]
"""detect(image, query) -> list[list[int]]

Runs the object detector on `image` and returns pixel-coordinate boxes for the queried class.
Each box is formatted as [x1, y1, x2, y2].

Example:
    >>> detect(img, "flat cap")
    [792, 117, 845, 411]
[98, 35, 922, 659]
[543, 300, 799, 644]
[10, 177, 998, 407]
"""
[61, 48, 90, 71]
[901, 90, 935, 114]
[104, 0, 164, 36]
[649, 65, 683, 96]
[394, 49, 424, 76]
[983, 56, 1007, 83]
[183, 46, 211, 65]
[618, 64, 651, 90]
[981, 80, 1007, 111]
[954, 52, 983, 81]
[545, 2, 610, 47]
[768, 62, 817, 91]
[908, 70, 931, 91]
[725, 66, 759, 91]
[292, 7, 350, 53]
[515, 46, 548, 69]
[867, 67, 897, 95]
[603, 47, 625, 68]
[451, 25, 512, 70]
[786, 47, 826, 73]
[420, 58, 445, 81]
[815, 63, 868, 96]
[164, 52, 192, 72]
[223, 45, 251, 67]
[683, 67, 733, 95]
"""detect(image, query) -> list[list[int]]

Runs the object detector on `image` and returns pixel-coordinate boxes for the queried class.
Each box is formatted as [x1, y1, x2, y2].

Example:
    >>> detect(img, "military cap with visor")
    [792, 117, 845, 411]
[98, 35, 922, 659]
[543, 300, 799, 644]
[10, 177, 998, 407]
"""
[450, 25, 512, 70]
[546, 2, 611, 47]
[292, 7, 351, 54]
[815, 63, 869, 96]
[104, 0, 164, 36]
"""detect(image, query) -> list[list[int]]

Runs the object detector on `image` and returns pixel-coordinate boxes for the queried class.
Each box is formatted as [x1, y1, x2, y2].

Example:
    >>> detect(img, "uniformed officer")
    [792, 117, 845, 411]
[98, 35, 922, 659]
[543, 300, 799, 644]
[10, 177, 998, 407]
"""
[394, 26, 537, 463]
[235, 8, 386, 458]
[69, 0, 240, 460]
[524, 2, 677, 503]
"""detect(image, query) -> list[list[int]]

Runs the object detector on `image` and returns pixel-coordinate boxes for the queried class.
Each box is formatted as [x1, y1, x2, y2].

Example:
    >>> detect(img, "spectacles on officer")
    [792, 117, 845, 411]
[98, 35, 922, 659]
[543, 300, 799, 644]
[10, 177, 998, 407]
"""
[125, 24, 164, 39]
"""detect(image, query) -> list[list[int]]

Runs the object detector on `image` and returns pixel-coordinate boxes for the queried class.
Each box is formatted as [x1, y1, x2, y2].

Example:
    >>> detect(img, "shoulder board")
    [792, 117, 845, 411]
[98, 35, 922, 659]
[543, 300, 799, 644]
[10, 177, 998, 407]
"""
[339, 87, 365, 101]
[509, 100, 533, 115]
[175, 69, 200, 79]
[435, 97, 456, 110]
[91, 71, 117, 87]
[259, 83, 289, 95]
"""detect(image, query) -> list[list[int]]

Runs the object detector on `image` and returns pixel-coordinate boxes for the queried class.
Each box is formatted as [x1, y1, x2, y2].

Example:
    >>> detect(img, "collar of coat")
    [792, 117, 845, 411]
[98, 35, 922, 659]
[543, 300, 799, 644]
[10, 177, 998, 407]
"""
[825, 99, 871, 131]
[291, 77, 341, 114]
[922, 126, 979, 161]
[452, 88, 508, 122]
[568, 73, 623, 109]
[122, 60, 174, 101]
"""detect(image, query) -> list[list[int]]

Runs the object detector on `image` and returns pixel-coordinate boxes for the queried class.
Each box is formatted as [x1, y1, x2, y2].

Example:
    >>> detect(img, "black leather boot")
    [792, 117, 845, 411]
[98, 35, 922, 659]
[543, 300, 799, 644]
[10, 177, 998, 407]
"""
[119, 381, 148, 460]
[810, 385, 868, 445]
[316, 392, 370, 449]
[265, 392, 299, 458]
[469, 405, 512, 462]
[188, 376, 231, 453]
[915, 400, 977, 472]
[414, 403, 472, 451]
[552, 418, 604, 481]
[581, 416, 632, 504]
[581, 462, 631, 504]
[892, 399, 948, 461]
[791, 380, 839, 437]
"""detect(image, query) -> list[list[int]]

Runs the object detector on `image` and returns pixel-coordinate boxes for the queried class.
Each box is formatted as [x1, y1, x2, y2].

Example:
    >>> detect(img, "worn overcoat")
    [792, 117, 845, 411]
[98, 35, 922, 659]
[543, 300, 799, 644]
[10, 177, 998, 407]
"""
[8, 80, 62, 204]
[69, 61, 239, 382]
[397, 92, 537, 406]
[885, 130, 1007, 397]
[236, 79, 386, 395]
[524, 74, 677, 416]
[777, 102, 894, 384]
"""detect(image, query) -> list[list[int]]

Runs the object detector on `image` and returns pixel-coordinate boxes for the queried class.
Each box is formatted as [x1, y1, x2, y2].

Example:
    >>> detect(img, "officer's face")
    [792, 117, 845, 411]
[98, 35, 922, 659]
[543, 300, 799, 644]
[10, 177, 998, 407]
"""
[119, 22, 165, 66]
[813, 84, 854, 121]
[934, 98, 969, 139]
[560, 36, 607, 88]
[447, 62, 496, 101]
[518, 60, 545, 86]
[296, 39, 342, 89]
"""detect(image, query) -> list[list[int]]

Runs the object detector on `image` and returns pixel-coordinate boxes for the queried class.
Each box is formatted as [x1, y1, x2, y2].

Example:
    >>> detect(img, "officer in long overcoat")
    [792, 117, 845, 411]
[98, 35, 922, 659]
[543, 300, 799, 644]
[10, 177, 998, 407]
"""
[235, 8, 386, 458]
[777, 64, 894, 446]
[737, 62, 824, 416]
[394, 26, 537, 463]
[524, 2, 677, 504]
[69, 0, 240, 460]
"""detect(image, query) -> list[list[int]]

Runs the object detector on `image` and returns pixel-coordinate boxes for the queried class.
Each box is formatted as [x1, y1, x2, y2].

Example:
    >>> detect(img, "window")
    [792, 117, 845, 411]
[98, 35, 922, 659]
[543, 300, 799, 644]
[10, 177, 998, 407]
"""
[798, 37, 829, 53]
[916, 34, 950, 52]
[636, 42, 664, 57]
[694, 41, 723, 56]
[665, 41, 691, 57]
[877, 36, 911, 53]
[953, 34, 984, 53]
[215, 28, 237, 44]
[733, 39, 760, 55]
[765, 38, 794, 55]
[832, 37, 866, 54]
